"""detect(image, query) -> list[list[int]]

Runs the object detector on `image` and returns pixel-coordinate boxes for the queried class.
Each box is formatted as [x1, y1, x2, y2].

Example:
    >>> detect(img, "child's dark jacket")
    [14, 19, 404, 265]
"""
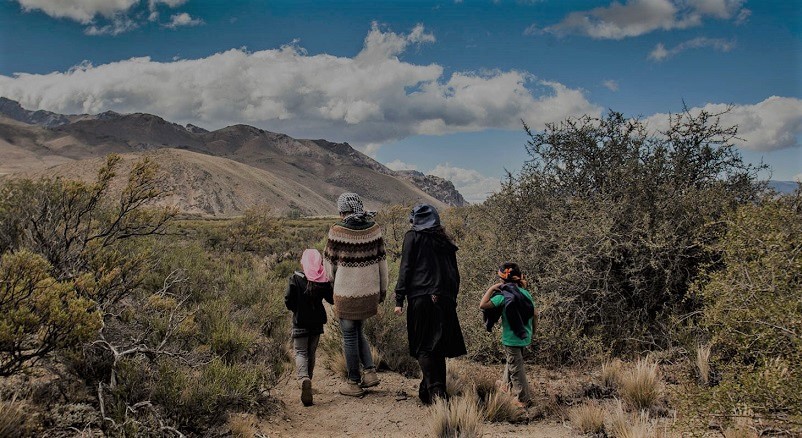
[284, 271, 334, 338]
[482, 283, 534, 340]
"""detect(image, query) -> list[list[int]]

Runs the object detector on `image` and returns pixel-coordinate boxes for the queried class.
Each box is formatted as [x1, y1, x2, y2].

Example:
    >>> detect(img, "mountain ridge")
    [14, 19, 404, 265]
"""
[0, 99, 467, 216]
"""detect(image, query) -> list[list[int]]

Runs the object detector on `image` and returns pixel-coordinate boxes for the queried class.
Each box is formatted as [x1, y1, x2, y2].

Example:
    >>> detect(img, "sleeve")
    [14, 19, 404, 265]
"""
[322, 282, 334, 305]
[323, 233, 337, 282]
[394, 231, 416, 308]
[378, 236, 388, 303]
[284, 276, 297, 311]
[490, 294, 504, 308]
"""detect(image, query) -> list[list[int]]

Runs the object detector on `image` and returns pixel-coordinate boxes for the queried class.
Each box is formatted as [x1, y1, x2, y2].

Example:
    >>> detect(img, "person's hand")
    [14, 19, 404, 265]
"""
[394, 306, 403, 315]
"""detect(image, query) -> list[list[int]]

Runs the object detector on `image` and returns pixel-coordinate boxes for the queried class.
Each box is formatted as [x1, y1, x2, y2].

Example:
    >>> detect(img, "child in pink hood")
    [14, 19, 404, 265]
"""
[284, 249, 334, 406]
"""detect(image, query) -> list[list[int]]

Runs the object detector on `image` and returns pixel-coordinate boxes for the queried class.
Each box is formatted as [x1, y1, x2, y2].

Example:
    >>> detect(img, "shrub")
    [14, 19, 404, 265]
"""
[480, 109, 763, 362]
[690, 190, 802, 429]
[620, 358, 663, 411]
[427, 395, 484, 438]
[0, 250, 101, 375]
[569, 401, 606, 434]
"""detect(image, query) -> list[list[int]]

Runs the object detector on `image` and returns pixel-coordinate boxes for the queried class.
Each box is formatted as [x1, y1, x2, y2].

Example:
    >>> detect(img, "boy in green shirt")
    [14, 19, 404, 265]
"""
[479, 262, 537, 406]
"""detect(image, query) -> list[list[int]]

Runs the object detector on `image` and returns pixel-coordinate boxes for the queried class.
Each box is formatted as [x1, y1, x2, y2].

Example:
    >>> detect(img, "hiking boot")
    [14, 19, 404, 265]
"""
[300, 378, 313, 406]
[360, 368, 380, 388]
[338, 381, 365, 397]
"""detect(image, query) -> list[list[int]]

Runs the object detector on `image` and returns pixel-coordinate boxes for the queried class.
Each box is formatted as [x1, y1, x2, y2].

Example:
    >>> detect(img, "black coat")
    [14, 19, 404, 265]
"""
[394, 229, 460, 307]
[284, 272, 334, 338]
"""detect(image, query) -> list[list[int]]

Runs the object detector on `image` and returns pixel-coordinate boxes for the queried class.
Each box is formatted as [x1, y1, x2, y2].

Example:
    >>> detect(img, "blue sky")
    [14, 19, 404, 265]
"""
[1, 0, 800, 201]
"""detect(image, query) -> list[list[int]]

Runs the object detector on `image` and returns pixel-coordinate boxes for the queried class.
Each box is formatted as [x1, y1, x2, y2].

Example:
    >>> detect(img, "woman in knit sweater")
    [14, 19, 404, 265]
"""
[324, 192, 388, 397]
[394, 204, 466, 404]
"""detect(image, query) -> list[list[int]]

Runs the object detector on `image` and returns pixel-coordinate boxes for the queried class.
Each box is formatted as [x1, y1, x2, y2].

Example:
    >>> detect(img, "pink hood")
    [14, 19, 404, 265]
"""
[301, 249, 329, 283]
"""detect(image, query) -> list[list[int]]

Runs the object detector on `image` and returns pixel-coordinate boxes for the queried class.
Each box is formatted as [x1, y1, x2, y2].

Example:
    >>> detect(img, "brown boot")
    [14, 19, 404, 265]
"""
[338, 381, 365, 397]
[360, 368, 379, 388]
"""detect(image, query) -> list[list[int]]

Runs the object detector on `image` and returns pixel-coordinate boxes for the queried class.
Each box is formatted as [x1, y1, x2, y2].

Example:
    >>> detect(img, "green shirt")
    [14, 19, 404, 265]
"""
[490, 287, 535, 347]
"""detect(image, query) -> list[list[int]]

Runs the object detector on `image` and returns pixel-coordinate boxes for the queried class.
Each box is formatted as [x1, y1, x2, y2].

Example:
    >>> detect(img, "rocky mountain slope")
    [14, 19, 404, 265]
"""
[0, 99, 467, 216]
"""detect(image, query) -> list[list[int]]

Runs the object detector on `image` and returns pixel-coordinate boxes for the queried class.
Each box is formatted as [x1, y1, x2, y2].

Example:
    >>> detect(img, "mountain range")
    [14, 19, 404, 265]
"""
[0, 98, 466, 217]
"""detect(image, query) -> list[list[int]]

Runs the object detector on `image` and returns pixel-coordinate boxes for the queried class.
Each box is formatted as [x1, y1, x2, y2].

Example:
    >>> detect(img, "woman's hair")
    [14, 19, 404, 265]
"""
[497, 261, 527, 288]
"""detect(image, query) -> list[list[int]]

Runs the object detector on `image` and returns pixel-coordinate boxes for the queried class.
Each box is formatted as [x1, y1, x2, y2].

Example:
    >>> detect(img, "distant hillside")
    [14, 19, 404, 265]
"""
[0, 99, 467, 216]
[768, 180, 800, 195]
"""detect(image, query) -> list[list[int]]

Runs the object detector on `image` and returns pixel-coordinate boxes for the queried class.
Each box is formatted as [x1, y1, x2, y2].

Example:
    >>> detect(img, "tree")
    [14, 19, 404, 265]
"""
[483, 108, 765, 361]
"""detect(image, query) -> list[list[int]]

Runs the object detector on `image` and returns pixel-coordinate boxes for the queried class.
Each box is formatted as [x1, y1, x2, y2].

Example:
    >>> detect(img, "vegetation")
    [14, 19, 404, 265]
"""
[0, 107, 798, 435]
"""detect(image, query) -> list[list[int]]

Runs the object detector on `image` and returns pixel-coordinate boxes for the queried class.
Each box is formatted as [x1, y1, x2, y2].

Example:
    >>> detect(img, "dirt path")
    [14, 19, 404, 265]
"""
[260, 359, 576, 437]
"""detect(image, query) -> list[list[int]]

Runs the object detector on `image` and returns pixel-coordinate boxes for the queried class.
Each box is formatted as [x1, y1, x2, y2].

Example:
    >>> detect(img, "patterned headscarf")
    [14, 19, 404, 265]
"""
[337, 192, 375, 223]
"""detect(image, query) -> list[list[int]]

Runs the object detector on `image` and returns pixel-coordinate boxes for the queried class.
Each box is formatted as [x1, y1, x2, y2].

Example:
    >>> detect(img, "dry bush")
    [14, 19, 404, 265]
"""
[607, 400, 656, 438]
[695, 344, 711, 386]
[482, 388, 524, 423]
[427, 395, 484, 438]
[228, 413, 258, 438]
[0, 395, 32, 436]
[722, 427, 758, 438]
[445, 360, 473, 397]
[620, 358, 663, 411]
[602, 359, 625, 389]
[370, 345, 384, 370]
[569, 401, 606, 434]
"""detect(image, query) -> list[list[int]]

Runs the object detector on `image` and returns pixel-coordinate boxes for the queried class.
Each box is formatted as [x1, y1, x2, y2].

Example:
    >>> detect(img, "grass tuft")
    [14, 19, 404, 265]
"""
[620, 357, 663, 411]
[427, 395, 484, 438]
[696, 344, 711, 386]
[569, 401, 606, 434]
[601, 358, 625, 389]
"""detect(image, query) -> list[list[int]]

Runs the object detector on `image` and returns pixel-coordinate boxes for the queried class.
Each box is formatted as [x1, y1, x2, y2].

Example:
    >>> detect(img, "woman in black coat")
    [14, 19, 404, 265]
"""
[394, 204, 467, 404]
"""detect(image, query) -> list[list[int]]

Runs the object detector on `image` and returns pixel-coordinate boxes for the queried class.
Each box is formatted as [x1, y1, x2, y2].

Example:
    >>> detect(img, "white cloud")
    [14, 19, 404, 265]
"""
[15, 0, 140, 23]
[428, 163, 502, 203]
[385, 160, 418, 171]
[163, 12, 202, 28]
[84, 16, 139, 35]
[602, 79, 619, 91]
[648, 37, 735, 61]
[0, 24, 600, 147]
[645, 96, 802, 151]
[14, 0, 194, 35]
[543, 0, 747, 40]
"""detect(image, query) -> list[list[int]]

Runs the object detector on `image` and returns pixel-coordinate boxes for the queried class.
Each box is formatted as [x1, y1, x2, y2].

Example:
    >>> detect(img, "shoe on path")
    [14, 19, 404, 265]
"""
[360, 368, 380, 388]
[300, 378, 313, 406]
[338, 381, 365, 397]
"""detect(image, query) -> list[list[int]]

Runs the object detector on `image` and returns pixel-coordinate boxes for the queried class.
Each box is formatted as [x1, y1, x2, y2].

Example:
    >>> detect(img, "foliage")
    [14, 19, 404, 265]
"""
[687, 189, 802, 429]
[479, 109, 764, 362]
[0, 250, 101, 376]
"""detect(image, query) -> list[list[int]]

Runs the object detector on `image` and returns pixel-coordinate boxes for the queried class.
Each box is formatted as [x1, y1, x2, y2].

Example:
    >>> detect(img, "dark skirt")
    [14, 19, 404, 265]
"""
[407, 294, 467, 358]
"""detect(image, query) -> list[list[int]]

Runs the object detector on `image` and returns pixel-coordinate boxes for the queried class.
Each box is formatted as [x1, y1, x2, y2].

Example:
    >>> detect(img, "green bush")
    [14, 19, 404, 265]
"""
[689, 189, 802, 429]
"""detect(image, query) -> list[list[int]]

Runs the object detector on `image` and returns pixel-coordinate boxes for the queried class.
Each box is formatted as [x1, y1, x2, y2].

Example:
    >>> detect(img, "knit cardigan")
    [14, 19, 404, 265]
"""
[323, 222, 388, 320]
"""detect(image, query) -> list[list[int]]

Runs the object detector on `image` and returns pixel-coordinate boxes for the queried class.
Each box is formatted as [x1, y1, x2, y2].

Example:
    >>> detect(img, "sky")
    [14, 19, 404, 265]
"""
[0, 0, 800, 202]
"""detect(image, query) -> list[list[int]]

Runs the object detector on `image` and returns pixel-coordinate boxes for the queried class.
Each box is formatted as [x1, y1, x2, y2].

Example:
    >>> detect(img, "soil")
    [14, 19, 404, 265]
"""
[260, 357, 577, 438]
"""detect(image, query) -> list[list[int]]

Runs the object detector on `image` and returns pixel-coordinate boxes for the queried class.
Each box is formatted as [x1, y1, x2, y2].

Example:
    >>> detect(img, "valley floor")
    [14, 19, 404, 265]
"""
[261, 354, 576, 438]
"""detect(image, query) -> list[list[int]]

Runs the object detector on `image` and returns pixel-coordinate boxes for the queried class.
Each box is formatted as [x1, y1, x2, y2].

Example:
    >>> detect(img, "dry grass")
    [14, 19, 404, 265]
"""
[427, 395, 484, 438]
[324, 348, 348, 379]
[619, 357, 663, 411]
[695, 344, 711, 386]
[370, 345, 384, 370]
[228, 412, 258, 438]
[606, 400, 655, 438]
[602, 358, 625, 389]
[569, 401, 606, 434]
[482, 388, 524, 423]
[446, 360, 473, 397]
[722, 427, 758, 438]
[0, 395, 30, 437]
